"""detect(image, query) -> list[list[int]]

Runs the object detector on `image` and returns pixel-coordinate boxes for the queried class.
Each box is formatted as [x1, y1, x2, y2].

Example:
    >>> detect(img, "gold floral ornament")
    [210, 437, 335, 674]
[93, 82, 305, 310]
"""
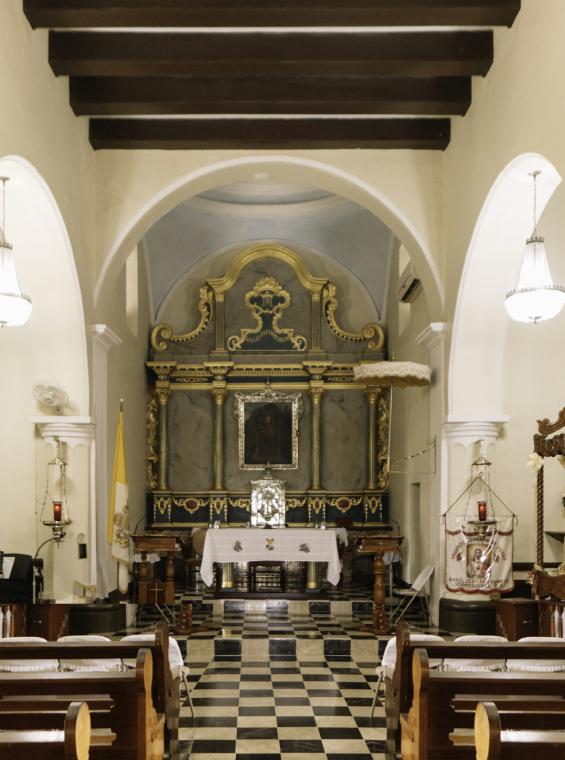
[526, 452, 544, 471]
[227, 277, 307, 351]
[150, 286, 213, 351]
[265, 537, 275, 551]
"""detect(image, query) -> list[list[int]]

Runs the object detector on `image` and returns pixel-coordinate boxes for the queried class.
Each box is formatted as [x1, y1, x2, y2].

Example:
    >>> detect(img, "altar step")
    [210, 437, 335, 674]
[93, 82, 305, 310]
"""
[187, 634, 378, 663]
[188, 597, 374, 619]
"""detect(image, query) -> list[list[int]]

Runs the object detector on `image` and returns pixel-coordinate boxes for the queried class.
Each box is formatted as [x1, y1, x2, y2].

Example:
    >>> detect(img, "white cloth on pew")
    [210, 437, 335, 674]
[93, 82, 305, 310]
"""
[442, 634, 507, 672]
[506, 636, 565, 672]
[120, 632, 185, 679]
[381, 633, 445, 679]
[0, 636, 59, 672]
[58, 634, 123, 672]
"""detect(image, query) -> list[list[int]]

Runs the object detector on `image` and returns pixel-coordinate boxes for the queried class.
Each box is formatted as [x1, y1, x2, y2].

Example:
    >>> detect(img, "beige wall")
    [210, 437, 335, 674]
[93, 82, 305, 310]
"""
[2, 0, 565, 600]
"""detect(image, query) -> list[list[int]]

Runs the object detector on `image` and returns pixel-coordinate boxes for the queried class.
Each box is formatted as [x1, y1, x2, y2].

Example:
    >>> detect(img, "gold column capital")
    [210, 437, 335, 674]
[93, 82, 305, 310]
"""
[156, 386, 171, 406]
[365, 386, 379, 405]
[211, 383, 228, 405]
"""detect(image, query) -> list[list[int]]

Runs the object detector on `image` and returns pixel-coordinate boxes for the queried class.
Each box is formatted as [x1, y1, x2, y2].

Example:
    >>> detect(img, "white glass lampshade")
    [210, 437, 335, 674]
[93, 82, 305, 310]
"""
[505, 236, 565, 323]
[0, 242, 32, 327]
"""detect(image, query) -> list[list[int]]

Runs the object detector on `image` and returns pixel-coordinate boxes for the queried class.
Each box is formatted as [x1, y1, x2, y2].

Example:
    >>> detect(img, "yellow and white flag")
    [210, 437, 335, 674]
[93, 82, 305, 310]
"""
[108, 403, 131, 593]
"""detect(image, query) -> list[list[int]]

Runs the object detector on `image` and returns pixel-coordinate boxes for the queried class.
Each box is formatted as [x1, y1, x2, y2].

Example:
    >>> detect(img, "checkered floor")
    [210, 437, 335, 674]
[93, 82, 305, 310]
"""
[181, 658, 385, 760]
[188, 600, 376, 641]
[110, 581, 443, 759]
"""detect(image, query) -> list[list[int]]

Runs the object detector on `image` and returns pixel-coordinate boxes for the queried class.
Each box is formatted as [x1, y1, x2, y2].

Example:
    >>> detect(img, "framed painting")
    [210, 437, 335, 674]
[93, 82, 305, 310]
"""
[235, 387, 303, 470]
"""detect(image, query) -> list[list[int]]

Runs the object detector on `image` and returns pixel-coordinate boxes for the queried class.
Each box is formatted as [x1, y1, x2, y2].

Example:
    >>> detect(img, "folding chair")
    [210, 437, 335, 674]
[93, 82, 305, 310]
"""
[389, 564, 434, 626]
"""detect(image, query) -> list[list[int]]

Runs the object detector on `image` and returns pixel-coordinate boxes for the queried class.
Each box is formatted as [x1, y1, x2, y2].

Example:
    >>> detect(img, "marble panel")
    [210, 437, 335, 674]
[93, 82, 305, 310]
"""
[322, 390, 368, 491]
[169, 391, 214, 491]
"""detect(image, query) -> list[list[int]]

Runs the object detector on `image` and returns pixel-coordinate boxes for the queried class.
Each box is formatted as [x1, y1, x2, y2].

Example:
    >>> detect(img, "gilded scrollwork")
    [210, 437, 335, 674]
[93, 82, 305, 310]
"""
[173, 496, 208, 514]
[364, 494, 383, 521]
[153, 495, 172, 521]
[377, 387, 391, 491]
[146, 393, 159, 490]
[286, 497, 307, 510]
[229, 498, 251, 512]
[227, 277, 307, 351]
[322, 282, 385, 352]
[327, 496, 363, 513]
[150, 286, 213, 351]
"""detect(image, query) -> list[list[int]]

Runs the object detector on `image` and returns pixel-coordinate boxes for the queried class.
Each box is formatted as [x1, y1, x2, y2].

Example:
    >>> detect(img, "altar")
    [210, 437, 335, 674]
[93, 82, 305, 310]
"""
[200, 527, 341, 589]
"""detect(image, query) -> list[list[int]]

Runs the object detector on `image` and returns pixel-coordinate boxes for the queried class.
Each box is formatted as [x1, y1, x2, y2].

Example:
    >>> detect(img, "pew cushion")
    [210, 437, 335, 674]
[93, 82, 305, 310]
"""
[442, 635, 507, 672]
[58, 635, 123, 672]
[0, 637, 59, 672]
[506, 636, 565, 672]
[120, 633, 184, 679]
[382, 633, 445, 679]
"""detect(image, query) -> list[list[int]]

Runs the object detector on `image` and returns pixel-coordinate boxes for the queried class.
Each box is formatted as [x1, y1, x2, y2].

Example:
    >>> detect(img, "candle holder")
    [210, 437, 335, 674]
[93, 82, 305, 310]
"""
[40, 518, 71, 542]
[39, 438, 71, 542]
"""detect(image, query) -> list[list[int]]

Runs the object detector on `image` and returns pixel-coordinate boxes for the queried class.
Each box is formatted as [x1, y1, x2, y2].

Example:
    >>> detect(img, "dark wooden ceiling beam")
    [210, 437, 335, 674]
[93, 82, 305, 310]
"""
[50, 31, 493, 78]
[89, 117, 451, 150]
[24, 0, 521, 29]
[70, 76, 472, 116]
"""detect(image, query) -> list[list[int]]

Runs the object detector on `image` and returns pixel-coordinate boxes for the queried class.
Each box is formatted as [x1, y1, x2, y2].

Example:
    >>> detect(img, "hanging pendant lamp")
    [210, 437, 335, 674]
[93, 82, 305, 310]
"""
[0, 177, 32, 327]
[505, 171, 565, 323]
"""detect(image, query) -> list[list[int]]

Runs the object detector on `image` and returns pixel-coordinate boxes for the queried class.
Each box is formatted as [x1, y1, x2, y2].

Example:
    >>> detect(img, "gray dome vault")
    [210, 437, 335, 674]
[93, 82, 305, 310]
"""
[141, 181, 394, 323]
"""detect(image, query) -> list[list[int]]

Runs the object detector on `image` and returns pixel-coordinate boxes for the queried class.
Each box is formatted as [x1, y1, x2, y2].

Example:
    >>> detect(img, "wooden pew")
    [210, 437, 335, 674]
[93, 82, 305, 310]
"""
[0, 648, 163, 760]
[474, 701, 565, 759]
[385, 623, 565, 759]
[0, 700, 91, 759]
[0, 622, 179, 758]
[401, 648, 565, 760]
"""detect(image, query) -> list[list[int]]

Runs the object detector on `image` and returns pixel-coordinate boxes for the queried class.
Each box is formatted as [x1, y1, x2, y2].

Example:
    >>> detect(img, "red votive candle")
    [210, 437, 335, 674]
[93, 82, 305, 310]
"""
[53, 501, 62, 522]
[477, 500, 487, 522]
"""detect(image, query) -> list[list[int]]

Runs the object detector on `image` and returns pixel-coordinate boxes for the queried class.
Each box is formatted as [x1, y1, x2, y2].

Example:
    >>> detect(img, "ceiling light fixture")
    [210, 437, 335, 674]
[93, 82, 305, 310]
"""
[0, 177, 32, 327]
[505, 170, 565, 323]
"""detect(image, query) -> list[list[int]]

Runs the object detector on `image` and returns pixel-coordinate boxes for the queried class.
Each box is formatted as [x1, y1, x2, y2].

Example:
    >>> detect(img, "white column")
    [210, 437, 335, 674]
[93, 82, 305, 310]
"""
[441, 418, 508, 601]
[91, 324, 122, 596]
[415, 322, 448, 618]
[33, 417, 95, 601]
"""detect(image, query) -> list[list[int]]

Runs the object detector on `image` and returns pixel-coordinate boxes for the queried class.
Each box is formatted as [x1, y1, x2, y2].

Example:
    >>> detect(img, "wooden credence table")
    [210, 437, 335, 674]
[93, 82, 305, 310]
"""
[357, 532, 403, 634]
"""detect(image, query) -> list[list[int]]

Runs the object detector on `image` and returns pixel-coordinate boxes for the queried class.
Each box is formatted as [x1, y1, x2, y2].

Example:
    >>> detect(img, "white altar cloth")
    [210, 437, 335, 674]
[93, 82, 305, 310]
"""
[200, 527, 341, 587]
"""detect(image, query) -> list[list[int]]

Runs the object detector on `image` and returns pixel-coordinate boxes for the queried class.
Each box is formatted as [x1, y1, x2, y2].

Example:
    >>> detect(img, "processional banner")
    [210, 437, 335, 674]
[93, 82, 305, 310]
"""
[445, 516, 514, 594]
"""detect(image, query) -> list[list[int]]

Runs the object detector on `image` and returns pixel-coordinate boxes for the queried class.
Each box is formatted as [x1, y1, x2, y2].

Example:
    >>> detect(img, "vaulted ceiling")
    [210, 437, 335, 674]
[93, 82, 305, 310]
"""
[23, 0, 521, 150]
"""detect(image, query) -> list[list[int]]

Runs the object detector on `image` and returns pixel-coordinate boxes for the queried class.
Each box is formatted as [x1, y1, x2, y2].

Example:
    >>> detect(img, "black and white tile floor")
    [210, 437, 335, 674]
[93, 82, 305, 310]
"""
[113, 585, 444, 759]
[180, 657, 385, 760]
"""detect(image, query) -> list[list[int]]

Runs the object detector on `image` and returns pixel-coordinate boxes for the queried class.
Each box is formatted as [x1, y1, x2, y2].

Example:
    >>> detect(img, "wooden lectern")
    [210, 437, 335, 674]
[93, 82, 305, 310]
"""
[357, 533, 404, 634]
[133, 534, 177, 606]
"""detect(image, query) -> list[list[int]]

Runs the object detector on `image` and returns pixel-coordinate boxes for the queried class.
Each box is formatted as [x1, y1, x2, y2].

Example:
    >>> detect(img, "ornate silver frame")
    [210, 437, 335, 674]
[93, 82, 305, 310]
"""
[234, 386, 303, 470]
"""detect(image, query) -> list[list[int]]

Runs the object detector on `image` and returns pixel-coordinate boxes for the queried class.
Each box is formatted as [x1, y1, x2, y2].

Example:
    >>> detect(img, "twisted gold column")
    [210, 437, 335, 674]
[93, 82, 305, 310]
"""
[366, 387, 378, 490]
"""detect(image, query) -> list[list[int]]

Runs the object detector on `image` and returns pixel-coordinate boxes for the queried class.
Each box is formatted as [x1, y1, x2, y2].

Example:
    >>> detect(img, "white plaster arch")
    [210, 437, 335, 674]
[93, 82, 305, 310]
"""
[448, 153, 562, 421]
[94, 155, 443, 320]
[0, 155, 90, 414]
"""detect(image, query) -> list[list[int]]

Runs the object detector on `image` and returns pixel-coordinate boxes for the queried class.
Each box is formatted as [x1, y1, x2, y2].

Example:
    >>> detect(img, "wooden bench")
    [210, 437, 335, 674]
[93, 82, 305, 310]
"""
[0, 648, 163, 759]
[0, 701, 92, 759]
[473, 700, 565, 759]
[385, 623, 565, 759]
[0, 622, 180, 758]
[401, 647, 565, 759]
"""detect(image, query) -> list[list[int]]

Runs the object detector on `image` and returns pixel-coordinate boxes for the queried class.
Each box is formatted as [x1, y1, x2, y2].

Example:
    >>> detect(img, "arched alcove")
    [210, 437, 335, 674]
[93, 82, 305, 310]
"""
[94, 155, 444, 321]
[0, 155, 89, 554]
[448, 153, 562, 421]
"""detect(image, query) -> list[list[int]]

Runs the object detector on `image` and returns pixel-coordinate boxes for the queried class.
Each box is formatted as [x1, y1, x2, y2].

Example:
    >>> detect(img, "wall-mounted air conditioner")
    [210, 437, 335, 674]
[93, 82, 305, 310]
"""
[398, 262, 422, 303]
